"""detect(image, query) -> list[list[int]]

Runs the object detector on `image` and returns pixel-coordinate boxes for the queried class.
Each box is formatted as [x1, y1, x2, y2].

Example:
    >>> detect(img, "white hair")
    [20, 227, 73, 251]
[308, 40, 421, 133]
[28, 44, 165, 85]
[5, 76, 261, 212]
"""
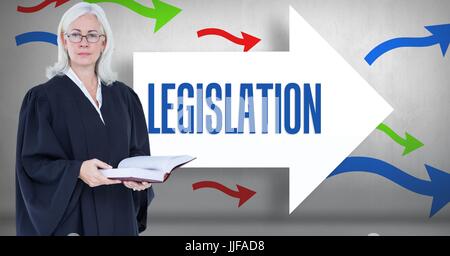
[46, 2, 117, 85]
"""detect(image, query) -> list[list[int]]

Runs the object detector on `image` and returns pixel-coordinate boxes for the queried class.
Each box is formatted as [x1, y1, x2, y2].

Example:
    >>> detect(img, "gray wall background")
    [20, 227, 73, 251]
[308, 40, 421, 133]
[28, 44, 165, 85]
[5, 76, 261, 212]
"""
[0, 0, 449, 235]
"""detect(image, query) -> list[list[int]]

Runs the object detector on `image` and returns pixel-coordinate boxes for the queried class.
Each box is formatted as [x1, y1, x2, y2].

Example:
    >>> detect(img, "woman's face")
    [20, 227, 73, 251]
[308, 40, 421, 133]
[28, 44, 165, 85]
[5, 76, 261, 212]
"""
[63, 14, 106, 70]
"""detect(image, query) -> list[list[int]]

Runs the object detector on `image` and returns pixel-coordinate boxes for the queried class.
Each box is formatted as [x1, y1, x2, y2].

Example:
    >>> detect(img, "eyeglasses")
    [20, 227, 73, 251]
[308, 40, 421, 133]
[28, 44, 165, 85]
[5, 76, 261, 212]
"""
[65, 32, 105, 43]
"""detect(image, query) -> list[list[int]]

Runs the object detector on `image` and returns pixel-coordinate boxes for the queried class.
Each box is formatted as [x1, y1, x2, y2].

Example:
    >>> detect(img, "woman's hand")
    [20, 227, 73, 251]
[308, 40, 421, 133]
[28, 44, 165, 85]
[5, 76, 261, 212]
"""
[123, 181, 152, 191]
[79, 158, 122, 187]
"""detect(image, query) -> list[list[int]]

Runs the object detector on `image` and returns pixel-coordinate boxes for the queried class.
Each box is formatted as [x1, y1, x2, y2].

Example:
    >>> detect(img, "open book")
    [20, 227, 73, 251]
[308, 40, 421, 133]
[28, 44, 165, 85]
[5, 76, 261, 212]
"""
[100, 155, 196, 183]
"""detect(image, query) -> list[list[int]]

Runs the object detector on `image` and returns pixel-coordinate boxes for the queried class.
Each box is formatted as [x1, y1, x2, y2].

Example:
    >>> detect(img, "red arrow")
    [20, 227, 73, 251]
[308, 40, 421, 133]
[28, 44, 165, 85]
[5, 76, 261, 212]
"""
[192, 181, 256, 207]
[197, 28, 261, 52]
[17, 0, 70, 13]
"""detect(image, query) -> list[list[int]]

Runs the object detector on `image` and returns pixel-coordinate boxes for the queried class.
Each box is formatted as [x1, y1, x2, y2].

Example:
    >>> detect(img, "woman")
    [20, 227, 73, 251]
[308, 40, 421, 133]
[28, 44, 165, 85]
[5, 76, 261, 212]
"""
[16, 2, 154, 235]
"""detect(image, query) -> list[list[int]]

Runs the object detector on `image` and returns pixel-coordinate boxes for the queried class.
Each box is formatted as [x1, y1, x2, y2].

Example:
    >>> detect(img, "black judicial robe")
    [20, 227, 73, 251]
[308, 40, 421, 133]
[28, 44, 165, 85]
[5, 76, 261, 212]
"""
[16, 75, 155, 236]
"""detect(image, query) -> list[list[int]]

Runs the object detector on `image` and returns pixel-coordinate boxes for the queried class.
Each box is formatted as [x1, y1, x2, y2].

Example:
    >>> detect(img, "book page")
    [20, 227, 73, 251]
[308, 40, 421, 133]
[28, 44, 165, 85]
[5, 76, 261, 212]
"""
[118, 155, 195, 173]
[100, 167, 166, 183]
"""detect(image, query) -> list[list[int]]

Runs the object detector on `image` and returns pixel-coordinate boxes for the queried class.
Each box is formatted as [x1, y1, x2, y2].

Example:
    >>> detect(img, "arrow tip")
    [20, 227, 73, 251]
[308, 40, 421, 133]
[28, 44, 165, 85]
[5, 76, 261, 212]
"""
[425, 24, 450, 56]
[425, 164, 450, 217]
[152, 0, 182, 33]
[429, 197, 448, 218]
[236, 184, 256, 207]
[402, 132, 424, 156]
[241, 32, 261, 52]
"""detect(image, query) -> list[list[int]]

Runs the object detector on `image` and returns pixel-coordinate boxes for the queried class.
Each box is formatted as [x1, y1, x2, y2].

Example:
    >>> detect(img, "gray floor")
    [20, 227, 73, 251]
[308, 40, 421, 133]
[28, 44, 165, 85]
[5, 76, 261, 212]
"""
[2, 216, 450, 236]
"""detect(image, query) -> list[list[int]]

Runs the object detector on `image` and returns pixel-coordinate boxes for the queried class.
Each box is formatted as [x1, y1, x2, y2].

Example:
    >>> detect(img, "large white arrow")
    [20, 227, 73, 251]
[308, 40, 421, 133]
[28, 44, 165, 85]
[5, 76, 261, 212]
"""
[133, 6, 393, 214]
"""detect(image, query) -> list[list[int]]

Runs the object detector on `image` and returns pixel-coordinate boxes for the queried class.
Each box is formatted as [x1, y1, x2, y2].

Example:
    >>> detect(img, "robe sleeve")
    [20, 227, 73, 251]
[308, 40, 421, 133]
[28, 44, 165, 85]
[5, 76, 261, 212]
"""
[16, 87, 82, 235]
[125, 85, 155, 233]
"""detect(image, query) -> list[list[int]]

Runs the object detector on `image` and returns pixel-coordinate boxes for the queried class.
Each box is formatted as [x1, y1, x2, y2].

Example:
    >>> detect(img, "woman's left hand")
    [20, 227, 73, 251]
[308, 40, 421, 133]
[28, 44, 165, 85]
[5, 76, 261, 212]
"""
[123, 181, 152, 191]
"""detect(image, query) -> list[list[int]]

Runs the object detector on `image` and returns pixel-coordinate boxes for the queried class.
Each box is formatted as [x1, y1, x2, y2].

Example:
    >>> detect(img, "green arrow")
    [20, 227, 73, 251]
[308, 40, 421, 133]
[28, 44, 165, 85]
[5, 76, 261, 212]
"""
[85, 0, 181, 32]
[376, 123, 424, 156]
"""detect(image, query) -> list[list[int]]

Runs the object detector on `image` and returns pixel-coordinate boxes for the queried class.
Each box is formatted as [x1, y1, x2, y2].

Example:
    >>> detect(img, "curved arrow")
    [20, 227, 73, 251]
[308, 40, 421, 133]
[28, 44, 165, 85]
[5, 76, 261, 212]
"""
[197, 28, 261, 52]
[365, 23, 450, 65]
[84, 0, 181, 32]
[376, 123, 423, 156]
[192, 181, 256, 207]
[329, 156, 450, 217]
[17, 0, 70, 13]
[15, 31, 58, 46]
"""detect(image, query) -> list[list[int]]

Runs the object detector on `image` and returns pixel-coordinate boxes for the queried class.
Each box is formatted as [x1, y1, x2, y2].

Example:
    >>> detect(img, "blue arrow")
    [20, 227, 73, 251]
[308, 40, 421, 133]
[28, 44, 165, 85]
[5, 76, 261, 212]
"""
[329, 156, 450, 217]
[15, 31, 58, 46]
[365, 23, 450, 65]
